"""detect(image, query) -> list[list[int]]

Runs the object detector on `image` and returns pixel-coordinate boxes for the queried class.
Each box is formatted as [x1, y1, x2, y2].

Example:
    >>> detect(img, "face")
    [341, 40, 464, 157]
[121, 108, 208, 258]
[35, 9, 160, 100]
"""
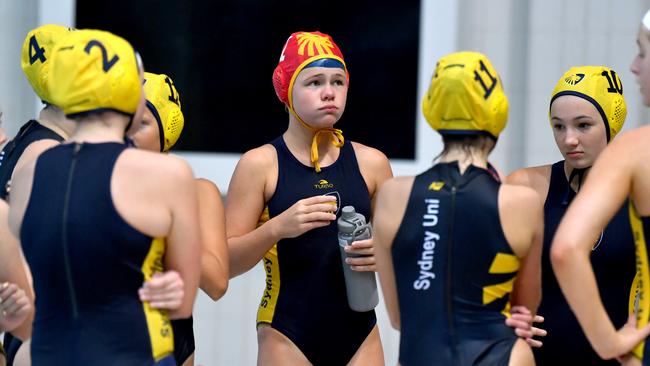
[550, 95, 608, 169]
[631, 25, 650, 106]
[126, 106, 161, 152]
[291, 66, 348, 128]
[131, 63, 147, 134]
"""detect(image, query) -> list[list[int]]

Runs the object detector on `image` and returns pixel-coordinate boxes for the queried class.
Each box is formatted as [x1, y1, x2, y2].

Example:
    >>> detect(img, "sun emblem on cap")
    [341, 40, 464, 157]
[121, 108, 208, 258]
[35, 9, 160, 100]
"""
[296, 32, 335, 57]
[565, 73, 585, 85]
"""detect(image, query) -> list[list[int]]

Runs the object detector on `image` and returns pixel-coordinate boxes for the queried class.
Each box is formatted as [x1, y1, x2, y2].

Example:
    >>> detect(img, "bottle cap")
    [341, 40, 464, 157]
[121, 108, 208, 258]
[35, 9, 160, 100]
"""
[341, 206, 356, 219]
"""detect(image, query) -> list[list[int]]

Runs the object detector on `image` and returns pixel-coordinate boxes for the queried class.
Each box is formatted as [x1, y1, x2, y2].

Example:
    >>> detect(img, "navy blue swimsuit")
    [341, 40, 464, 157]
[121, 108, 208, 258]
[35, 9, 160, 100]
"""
[21, 142, 175, 366]
[0, 119, 64, 199]
[256, 137, 376, 366]
[0, 119, 63, 365]
[392, 162, 518, 366]
[534, 161, 636, 365]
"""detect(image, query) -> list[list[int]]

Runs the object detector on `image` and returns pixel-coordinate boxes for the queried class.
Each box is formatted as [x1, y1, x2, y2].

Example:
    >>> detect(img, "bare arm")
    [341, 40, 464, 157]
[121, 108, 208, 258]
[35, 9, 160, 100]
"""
[164, 159, 201, 319]
[196, 178, 229, 300]
[373, 177, 413, 330]
[12, 139, 60, 174]
[226, 147, 336, 278]
[551, 132, 650, 359]
[0, 202, 33, 339]
[501, 184, 544, 314]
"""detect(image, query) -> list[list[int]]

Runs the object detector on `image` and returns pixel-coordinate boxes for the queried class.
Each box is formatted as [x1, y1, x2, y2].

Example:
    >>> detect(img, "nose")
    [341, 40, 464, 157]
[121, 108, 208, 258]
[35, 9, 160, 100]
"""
[631, 56, 640, 75]
[564, 128, 579, 147]
[321, 83, 335, 100]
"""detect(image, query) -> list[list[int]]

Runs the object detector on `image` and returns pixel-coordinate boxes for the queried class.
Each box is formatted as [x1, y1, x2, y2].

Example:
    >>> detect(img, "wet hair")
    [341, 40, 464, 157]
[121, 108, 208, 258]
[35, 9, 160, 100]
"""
[435, 134, 495, 162]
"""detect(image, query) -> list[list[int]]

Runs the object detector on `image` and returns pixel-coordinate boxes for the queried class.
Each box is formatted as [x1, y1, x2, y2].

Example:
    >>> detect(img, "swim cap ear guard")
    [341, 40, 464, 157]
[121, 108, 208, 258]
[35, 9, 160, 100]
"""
[550, 65, 626, 142]
[48, 29, 142, 118]
[422, 51, 509, 140]
[21, 24, 73, 104]
[143, 72, 184, 152]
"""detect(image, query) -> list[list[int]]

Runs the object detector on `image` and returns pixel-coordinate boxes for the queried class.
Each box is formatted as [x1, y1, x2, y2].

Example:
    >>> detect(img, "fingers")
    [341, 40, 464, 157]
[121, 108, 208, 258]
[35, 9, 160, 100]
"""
[0, 283, 22, 310]
[533, 315, 545, 324]
[301, 195, 338, 206]
[531, 326, 547, 338]
[3, 294, 29, 316]
[345, 247, 374, 256]
[505, 316, 532, 331]
[526, 338, 543, 348]
[302, 203, 338, 215]
[139, 286, 184, 310]
[346, 254, 376, 272]
[146, 271, 183, 289]
[301, 211, 336, 222]
[139, 271, 185, 310]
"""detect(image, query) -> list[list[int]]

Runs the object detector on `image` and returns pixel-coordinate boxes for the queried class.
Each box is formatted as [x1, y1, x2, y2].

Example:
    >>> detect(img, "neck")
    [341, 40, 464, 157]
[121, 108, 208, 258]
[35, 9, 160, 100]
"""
[38, 107, 76, 139]
[70, 112, 129, 144]
[439, 148, 488, 174]
[283, 114, 340, 167]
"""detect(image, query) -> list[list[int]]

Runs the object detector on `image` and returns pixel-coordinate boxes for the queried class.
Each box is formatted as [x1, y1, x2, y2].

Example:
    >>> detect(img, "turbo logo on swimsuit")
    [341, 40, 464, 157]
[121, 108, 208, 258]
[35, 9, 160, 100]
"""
[414, 198, 440, 290]
[314, 179, 334, 189]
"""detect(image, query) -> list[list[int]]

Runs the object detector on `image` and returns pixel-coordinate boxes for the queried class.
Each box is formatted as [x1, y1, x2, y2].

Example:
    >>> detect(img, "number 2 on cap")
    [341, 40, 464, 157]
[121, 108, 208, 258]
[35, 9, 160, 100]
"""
[84, 40, 119, 72]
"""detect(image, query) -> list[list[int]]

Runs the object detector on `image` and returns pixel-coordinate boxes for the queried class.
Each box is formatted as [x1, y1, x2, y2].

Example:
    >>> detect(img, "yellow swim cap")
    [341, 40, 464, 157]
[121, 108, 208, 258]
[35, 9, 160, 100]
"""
[550, 66, 626, 142]
[21, 24, 72, 104]
[48, 29, 142, 118]
[422, 51, 508, 140]
[143, 72, 184, 152]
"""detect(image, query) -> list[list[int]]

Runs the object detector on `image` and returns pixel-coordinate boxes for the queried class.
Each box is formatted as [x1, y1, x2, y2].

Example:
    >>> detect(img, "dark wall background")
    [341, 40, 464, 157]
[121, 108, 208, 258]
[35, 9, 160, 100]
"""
[77, 0, 419, 159]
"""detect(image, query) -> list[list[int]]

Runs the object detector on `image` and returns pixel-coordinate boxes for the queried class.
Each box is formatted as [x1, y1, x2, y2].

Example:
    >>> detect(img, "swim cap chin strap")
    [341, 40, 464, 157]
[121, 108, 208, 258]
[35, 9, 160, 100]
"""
[290, 108, 344, 173]
[562, 167, 587, 206]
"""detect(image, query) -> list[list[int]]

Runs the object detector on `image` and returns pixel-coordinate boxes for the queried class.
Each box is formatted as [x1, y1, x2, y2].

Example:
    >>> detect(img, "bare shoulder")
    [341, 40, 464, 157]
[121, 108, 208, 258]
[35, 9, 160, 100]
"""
[378, 176, 414, 196]
[607, 125, 650, 162]
[235, 144, 277, 172]
[118, 148, 194, 183]
[196, 177, 220, 192]
[7, 158, 38, 237]
[505, 165, 551, 197]
[376, 176, 415, 209]
[500, 183, 543, 212]
[196, 178, 222, 198]
[13, 139, 60, 172]
[351, 141, 390, 169]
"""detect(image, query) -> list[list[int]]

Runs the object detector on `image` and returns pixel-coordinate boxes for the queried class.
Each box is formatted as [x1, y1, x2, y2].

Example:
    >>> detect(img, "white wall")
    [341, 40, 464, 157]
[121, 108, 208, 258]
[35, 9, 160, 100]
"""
[3, 0, 650, 365]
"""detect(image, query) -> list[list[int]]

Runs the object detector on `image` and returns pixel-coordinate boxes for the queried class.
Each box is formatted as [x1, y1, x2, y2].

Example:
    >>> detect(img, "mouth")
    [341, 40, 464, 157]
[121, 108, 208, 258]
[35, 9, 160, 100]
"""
[319, 105, 338, 112]
[566, 151, 583, 159]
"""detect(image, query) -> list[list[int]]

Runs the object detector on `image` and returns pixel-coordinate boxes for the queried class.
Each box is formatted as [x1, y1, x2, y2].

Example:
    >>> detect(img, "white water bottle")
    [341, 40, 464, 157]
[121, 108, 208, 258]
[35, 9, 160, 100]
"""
[337, 206, 378, 312]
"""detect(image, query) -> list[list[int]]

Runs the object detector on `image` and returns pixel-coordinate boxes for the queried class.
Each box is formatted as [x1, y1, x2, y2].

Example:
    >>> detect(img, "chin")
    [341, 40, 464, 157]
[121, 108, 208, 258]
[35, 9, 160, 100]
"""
[566, 159, 593, 170]
[310, 118, 339, 128]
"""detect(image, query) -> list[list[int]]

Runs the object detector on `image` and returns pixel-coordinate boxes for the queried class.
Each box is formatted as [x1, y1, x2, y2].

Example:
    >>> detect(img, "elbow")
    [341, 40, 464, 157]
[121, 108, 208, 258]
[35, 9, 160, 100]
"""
[390, 319, 401, 331]
[549, 239, 574, 273]
[594, 346, 620, 361]
[389, 314, 401, 331]
[203, 277, 229, 301]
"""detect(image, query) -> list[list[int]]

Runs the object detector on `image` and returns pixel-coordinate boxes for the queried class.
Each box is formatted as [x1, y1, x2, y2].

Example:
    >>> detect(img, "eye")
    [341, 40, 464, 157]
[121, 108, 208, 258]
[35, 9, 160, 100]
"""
[333, 79, 345, 86]
[578, 122, 590, 129]
[307, 79, 321, 86]
[553, 124, 564, 131]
